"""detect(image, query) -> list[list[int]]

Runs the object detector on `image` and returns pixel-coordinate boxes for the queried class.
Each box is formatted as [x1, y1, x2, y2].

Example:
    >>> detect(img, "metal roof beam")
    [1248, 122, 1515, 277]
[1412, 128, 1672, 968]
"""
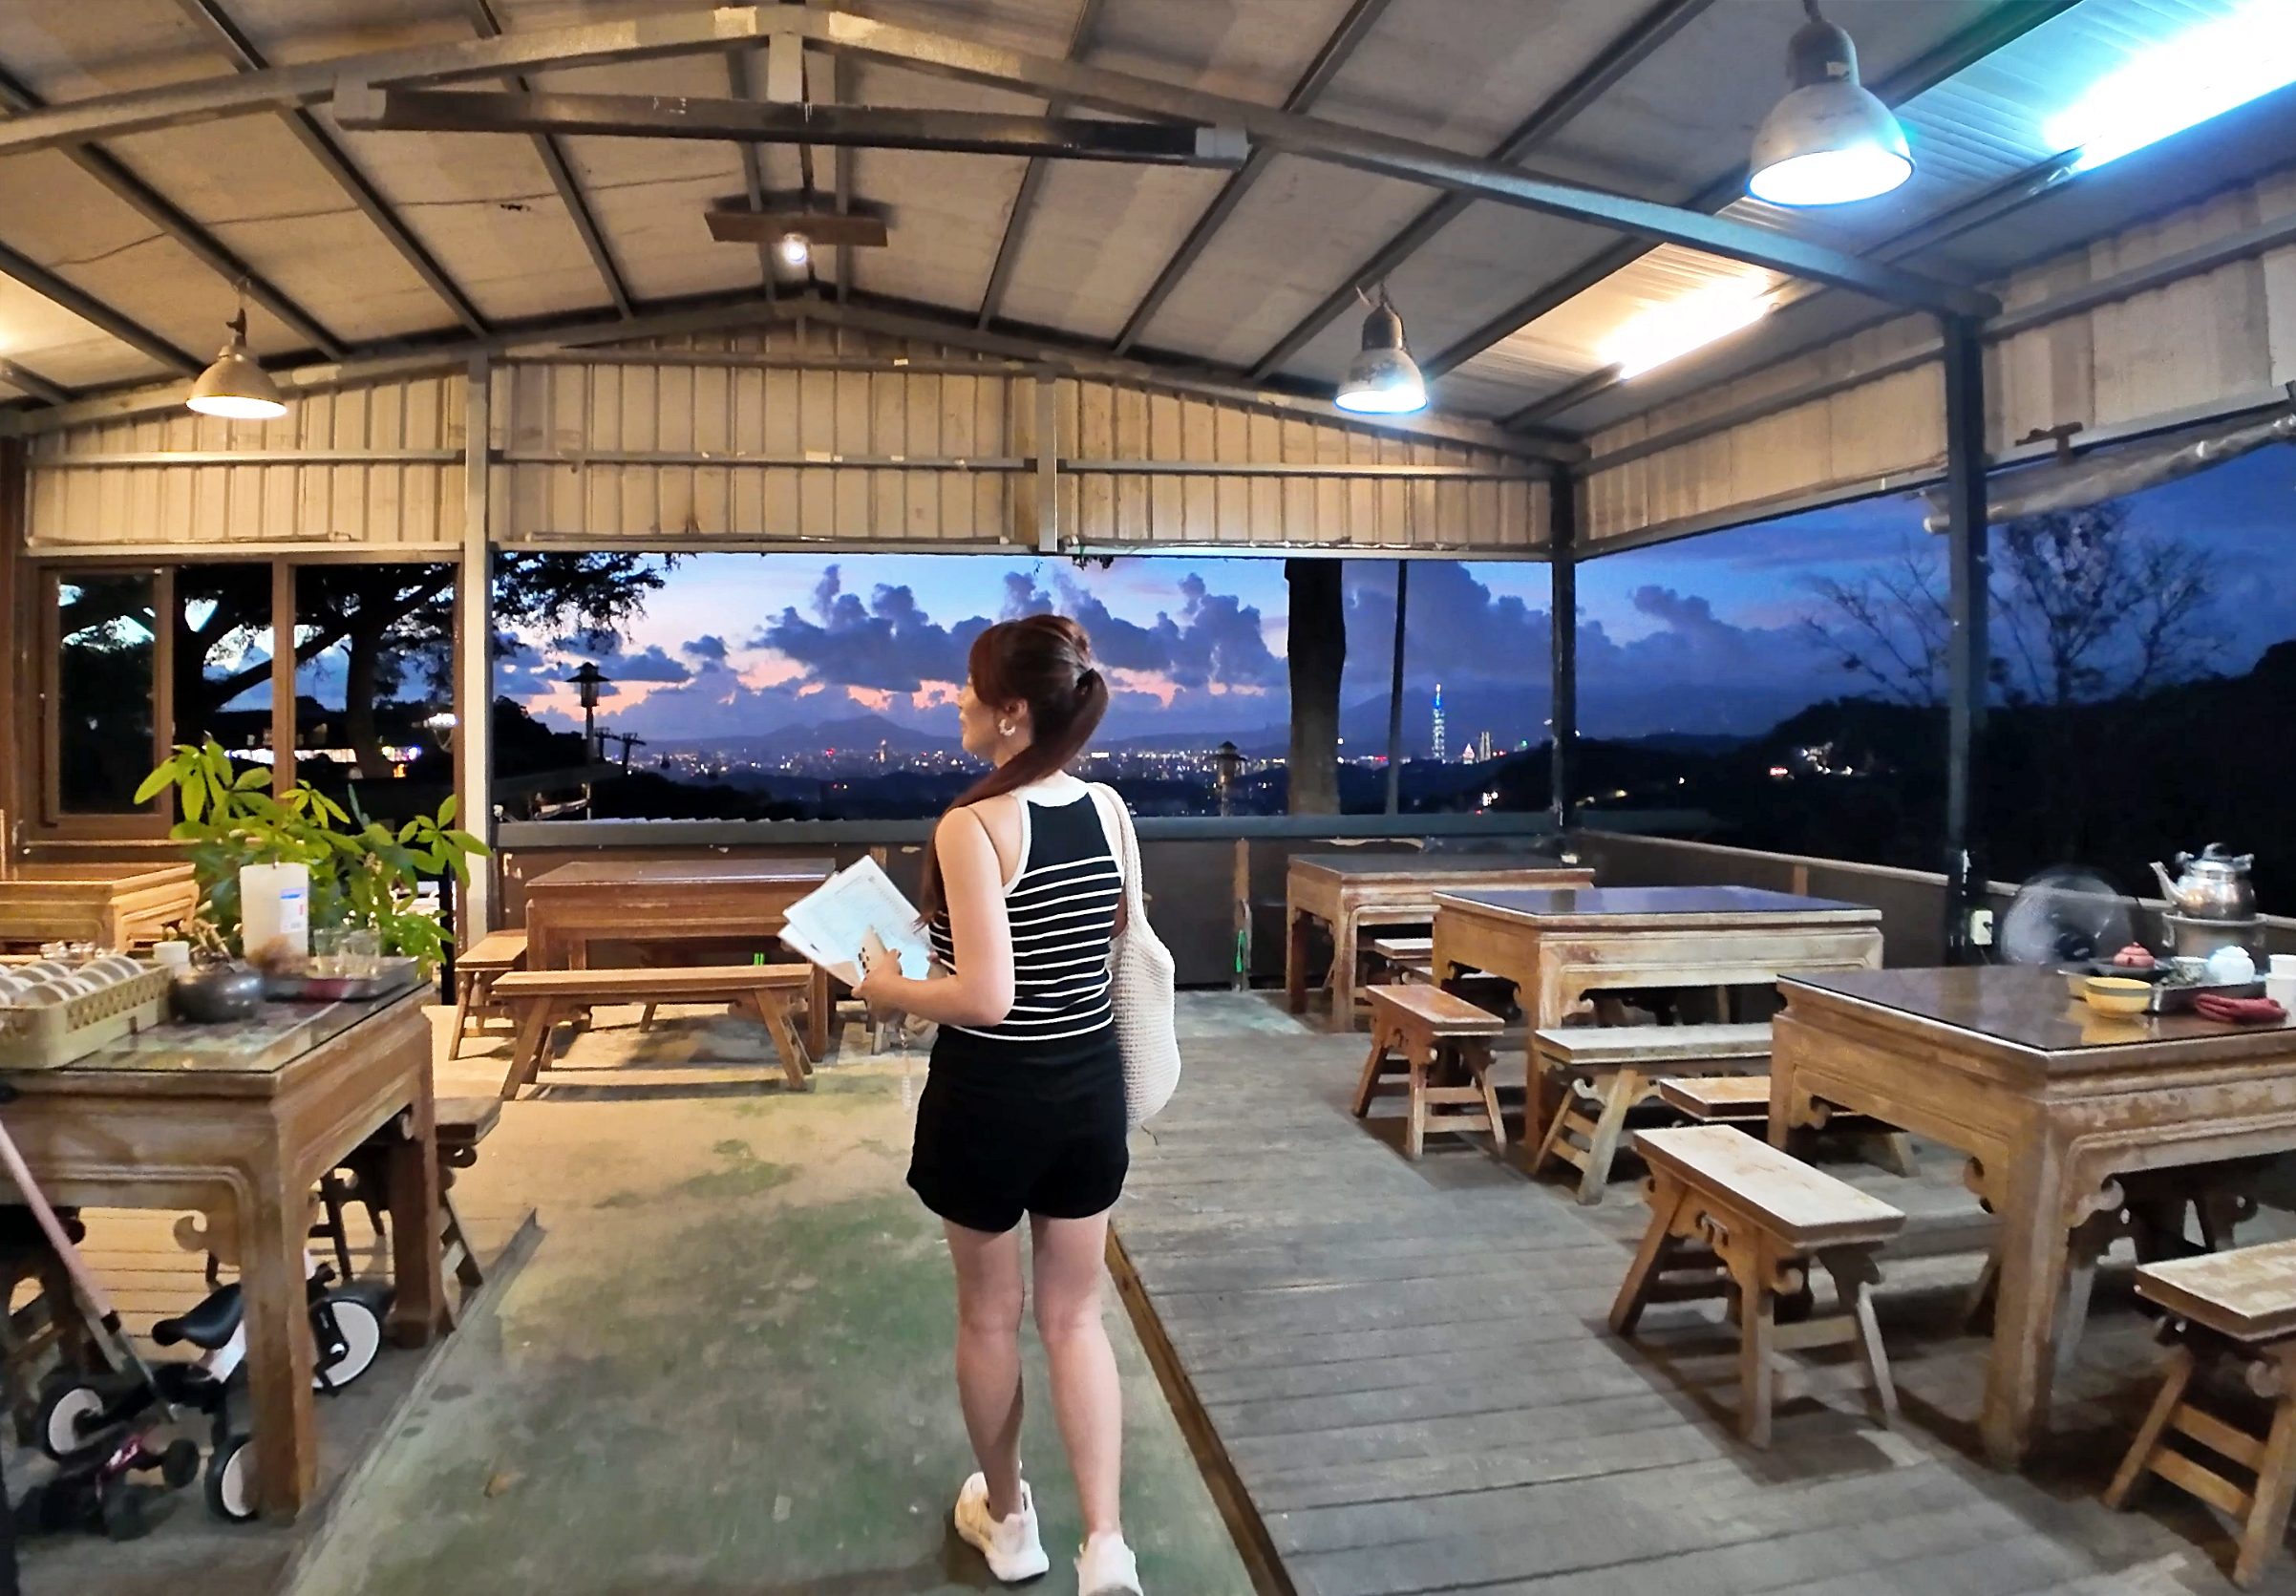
[724, 49, 781, 294]
[800, 10, 1990, 319]
[0, 359, 73, 406]
[832, 53, 855, 301]
[976, 0, 1106, 330]
[174, 0, 490, 336]
[340, 86, 1244, 165]
[464, 0, 632, 319]
[1246, 0, 1711, 382]
[2, 284, 1577, 462]
[0, 62, 344, 358]
[1111, 0, 1392, 357]
[0, 237, 201, 374]
[0, 6, 797, 155]
[1499, 151, 2083, 431]
[1425, 0, 2084, 388]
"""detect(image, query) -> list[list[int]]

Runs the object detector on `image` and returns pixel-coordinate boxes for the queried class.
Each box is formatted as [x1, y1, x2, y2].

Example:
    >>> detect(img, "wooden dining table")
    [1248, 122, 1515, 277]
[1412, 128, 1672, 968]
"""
[1285, 854, 1593, 1023]
[1771, 965, 2296, 1470]
[521, 857, 838, 1058]
[0, 985, 444, 1520]
[1431, 885, 1883, 1130]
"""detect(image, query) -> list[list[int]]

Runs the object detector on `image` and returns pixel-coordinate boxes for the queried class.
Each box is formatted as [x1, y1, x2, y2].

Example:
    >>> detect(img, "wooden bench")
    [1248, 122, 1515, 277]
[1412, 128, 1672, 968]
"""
[1350, 985, 1507, 1160]
[318, 1096, 502, 1326]
[492, 964, 814, 1099]
[1530, 1023, 1773, 1202]
[446, 930, 528, 1059]
[1365, 935, 1435, 986]
[1611, 1125, 1904, 1447]
[2108, 1238, 2296, 1588]
[1656, 1074, 1770, 1122]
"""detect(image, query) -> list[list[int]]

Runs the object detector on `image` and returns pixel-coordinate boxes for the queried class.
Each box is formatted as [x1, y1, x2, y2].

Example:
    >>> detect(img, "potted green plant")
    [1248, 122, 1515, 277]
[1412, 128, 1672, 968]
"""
[137, 738, 486, 973]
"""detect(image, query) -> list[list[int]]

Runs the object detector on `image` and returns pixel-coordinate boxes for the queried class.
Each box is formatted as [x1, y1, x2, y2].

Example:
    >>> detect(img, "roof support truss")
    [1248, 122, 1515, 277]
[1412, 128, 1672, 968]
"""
[0, 236, 199, 374]
[1246, 0, 1711, 381]
[976, 0, 1106, 330]
[463, 0, 632, 319]
[1111, 0, 1392, 357]
[173, 0, 490, 336]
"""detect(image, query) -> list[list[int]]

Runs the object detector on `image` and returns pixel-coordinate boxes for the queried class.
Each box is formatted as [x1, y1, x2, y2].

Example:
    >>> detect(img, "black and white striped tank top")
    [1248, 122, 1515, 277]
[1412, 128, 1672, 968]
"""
[928, 784, 1123, 1067]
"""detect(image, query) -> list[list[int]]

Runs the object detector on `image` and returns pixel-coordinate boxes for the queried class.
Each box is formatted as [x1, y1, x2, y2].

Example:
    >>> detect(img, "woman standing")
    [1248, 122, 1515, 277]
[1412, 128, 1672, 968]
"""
[854, 614, 1144, 1596]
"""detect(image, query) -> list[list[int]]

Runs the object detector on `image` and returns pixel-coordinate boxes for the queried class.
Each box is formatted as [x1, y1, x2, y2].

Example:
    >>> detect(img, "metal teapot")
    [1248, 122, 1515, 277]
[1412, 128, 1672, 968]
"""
[2149, 844, 2256, 922]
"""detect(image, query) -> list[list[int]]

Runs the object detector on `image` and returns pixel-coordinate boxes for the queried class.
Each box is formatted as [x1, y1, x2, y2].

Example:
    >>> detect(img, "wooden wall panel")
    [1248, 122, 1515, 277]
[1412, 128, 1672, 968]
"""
[23, 375, 465, 550]
[1585, 169, 2296, 547]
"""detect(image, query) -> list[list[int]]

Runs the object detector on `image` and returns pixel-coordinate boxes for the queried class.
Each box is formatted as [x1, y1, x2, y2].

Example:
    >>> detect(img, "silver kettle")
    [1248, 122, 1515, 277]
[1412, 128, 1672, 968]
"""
[2149, 844, 2256, 922]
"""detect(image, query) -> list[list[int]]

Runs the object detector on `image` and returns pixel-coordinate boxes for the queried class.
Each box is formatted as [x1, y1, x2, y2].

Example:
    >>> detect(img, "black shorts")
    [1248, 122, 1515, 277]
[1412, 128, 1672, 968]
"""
[906, 1037, 1129, 1235]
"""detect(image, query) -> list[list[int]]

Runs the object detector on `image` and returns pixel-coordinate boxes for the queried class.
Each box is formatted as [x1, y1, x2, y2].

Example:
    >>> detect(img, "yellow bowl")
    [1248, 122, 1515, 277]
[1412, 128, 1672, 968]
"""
[2084, 976, 2153, 1016]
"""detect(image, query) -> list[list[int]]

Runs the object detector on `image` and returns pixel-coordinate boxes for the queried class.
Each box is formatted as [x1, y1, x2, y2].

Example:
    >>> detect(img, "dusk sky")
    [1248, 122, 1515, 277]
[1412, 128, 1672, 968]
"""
[491, 446, 2295, 750]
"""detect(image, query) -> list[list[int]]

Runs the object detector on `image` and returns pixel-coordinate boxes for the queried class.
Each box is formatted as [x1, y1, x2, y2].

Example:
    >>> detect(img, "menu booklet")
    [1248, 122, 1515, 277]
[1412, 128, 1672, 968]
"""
[778, 857, 936, 988]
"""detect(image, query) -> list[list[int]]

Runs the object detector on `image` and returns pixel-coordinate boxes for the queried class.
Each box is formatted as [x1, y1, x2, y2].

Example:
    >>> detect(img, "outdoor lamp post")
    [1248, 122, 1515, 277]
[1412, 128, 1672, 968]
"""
[422, 710, 457, 752]
[566, 662, 611, 760]
[1213, 739, 1244, 816]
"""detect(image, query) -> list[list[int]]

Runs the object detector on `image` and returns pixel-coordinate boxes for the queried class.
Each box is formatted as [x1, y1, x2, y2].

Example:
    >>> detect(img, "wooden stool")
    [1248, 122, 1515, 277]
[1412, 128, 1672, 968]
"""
[434, 1096, 500, 1322]
[2107, 1238, 2296, 1588]
[1365, 935, 1435, 987]
[1611, 1125, 1904, 1447]
[1350, 985, 1506, 1160]
[1530, 1024, 1773, 1203]
[1656, 1074, 1770, 1124]
[447, 930, 528, 1059]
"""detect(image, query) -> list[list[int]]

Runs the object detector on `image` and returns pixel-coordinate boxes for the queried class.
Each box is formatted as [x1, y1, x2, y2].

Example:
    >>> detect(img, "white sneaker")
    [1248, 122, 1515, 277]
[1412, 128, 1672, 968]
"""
[1076, 1532, 1142, 1596]
[953, 1472, 1049, 1584]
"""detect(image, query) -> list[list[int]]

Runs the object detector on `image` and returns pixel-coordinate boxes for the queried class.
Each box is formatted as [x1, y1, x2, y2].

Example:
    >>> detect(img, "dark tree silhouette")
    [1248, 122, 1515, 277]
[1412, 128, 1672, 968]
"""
[1804, 504, 2215, 709]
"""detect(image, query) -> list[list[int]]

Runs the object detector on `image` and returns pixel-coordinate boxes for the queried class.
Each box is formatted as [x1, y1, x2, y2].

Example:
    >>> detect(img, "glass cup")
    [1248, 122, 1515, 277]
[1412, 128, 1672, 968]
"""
[340, 927, 381, 980]
[310, 926, 347, 978]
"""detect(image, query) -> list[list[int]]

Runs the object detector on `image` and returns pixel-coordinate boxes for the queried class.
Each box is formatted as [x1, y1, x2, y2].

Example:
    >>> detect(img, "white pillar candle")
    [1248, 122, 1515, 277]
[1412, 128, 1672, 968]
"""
[239, 862, 310, 965]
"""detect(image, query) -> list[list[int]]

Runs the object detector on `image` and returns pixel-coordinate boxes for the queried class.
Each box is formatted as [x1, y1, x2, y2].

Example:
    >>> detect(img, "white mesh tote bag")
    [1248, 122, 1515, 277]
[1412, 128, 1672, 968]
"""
[1090, 783, 1180, 1127]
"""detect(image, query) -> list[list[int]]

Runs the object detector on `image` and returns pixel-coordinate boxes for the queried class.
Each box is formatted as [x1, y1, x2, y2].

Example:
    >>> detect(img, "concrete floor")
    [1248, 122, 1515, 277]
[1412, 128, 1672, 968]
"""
[286, 1004, 1253, 1596]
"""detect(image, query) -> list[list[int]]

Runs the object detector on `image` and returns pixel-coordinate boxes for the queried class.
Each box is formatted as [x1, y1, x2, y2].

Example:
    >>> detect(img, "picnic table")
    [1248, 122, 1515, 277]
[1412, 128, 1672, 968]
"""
[1285, 854, 1592, 1024]
[0, 985, 444, 1520]
[521, 857, 837, 1057]
[1771, 965, 2296, 1470]
[1431, 885, 1882, 1137]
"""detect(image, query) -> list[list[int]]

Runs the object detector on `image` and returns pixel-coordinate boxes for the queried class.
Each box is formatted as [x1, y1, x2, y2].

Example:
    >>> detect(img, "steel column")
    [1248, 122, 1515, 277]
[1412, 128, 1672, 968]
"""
[1939, 317, 1989, 964]
[1033, 375, 1060, 554]
[1384, 559, 1408, 815]
[458, 357, 495, 937]
[269, 561, 295, 798]
[1548, 471, 1579, 830]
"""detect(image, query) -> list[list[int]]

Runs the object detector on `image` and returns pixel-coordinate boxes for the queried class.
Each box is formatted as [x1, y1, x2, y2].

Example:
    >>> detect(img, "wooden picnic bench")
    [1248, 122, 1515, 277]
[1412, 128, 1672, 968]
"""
[492, 965, 814, 1099]
[445, 929, 527, 1059]
[1530, 1022, 1773, 1202]
[2108, 1237, 2296, 1588]
[1350, 984, 1507, 1160]
[1611, 1124, 1904, 1447]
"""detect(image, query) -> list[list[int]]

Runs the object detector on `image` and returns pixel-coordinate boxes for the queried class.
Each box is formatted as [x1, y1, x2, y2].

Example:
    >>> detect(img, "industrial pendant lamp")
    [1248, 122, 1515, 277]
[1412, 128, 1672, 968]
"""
[1748, 0, 1913, 206]
[1334, 287, 1428, 415]
[187, 283, 287, 420]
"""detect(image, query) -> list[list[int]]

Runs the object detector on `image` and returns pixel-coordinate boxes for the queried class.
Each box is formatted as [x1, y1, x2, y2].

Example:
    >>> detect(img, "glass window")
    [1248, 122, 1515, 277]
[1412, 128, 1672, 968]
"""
[55, 571, 159, 814]
[292, 564, 458, 819]
[172, 562, 273, 777]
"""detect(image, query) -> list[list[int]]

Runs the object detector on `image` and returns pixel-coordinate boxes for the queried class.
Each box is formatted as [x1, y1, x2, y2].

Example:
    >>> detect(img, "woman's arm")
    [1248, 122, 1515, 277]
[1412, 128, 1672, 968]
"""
[853, 806, 1014, 1028]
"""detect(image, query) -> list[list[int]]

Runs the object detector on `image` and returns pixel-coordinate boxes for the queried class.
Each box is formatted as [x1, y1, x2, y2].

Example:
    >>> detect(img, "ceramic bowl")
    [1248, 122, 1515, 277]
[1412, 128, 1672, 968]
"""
[89, 954, 144, 983]
[2084, 976, 2153, 1016]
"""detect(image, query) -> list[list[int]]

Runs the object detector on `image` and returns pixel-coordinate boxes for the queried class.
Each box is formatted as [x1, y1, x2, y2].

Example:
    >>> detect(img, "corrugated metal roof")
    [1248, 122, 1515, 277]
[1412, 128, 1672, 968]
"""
[0, 0, 2284, 430]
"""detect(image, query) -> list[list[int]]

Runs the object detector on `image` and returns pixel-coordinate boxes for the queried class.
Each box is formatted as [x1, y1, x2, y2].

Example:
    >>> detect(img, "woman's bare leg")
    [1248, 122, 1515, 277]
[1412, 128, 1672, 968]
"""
[945, 1219, 1027, 1519]
[1031, 1210, 1123, 1540]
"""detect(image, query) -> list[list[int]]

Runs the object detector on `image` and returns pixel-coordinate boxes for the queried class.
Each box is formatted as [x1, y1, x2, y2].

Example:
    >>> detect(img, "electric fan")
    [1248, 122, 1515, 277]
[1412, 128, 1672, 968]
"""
[1993, 866, 2139, 968]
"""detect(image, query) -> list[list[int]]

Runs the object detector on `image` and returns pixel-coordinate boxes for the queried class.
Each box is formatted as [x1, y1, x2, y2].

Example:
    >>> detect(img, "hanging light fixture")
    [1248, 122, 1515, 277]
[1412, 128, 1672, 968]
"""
[1748, 0, 1913, 206]
[187, 283, 286, 419]
[776, 231, 812, 268]
[1334, 287, 1427, 415]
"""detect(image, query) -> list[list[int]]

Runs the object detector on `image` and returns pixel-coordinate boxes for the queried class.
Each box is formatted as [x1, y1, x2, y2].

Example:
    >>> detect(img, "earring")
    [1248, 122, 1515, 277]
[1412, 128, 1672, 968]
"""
[998, 721, 1015, 737]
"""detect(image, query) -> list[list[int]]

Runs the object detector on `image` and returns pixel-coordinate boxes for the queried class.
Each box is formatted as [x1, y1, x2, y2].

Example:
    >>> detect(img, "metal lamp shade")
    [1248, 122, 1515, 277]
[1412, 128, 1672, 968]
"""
[1748, 13, 1912, 206]
[187, 339, 287, 419]
[1334, 304, 1428, 415]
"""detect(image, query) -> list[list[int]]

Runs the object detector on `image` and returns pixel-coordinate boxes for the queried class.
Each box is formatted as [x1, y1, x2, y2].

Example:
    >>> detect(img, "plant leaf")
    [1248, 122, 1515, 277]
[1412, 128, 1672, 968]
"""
[436, 794, 458, 825]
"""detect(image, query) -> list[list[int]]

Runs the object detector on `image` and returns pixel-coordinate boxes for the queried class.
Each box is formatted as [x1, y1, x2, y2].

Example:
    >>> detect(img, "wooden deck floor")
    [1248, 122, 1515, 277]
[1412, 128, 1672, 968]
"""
[1115, 995, 2296, 1596]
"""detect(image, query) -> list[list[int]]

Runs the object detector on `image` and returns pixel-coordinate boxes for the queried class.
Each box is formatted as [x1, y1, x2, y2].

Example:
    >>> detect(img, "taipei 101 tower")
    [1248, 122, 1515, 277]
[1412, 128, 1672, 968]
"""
[1432, 682, 1447, 763]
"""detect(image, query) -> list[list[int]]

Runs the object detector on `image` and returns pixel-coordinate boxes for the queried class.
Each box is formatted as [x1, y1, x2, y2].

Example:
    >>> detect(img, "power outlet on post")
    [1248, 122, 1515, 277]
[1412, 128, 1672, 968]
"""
[1970, 908, 1996, 948]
